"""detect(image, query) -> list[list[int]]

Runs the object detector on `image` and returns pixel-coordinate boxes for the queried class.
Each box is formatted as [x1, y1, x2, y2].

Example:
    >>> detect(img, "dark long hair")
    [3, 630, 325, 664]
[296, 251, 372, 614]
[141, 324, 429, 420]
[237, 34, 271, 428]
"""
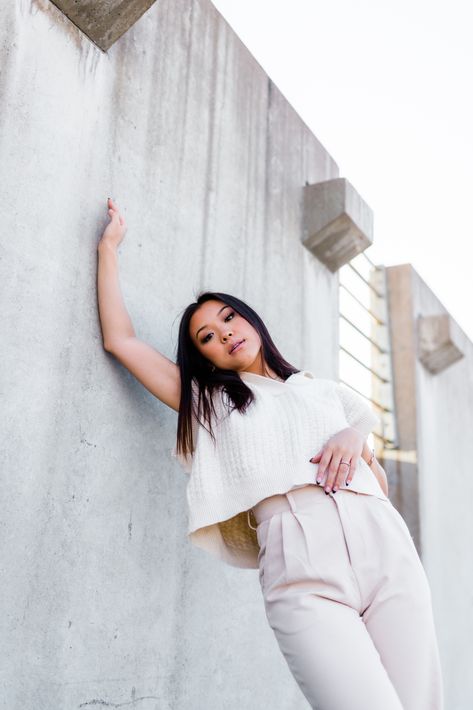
[173, 291, 300, 461]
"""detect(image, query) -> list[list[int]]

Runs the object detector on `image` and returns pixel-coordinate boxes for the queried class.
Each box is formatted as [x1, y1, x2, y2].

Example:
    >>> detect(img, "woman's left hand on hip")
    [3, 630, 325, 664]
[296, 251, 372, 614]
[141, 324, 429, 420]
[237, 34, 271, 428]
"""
[309, 427, 364, 493]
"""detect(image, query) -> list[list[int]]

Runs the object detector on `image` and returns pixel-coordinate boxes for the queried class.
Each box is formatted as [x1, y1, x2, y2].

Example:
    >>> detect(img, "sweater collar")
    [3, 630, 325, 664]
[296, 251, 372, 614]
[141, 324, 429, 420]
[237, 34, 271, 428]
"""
[239, 369, 315, 394]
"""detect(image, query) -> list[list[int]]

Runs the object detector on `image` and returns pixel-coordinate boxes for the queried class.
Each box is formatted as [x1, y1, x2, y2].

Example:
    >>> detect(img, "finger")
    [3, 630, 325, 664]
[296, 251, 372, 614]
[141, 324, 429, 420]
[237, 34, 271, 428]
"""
[335, 458, 351, 492]
[315, 450, 332, 485]
[317, 448, 332, 484]
[345, 456, 358, 486]
[310, 449, 323, 463]
[108, 198, 120, 215]
[324, 452, 342, 493]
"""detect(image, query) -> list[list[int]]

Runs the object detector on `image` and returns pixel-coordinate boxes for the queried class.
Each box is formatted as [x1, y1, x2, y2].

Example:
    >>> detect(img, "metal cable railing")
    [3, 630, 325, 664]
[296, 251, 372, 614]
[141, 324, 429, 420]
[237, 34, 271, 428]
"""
[338, 251, 398, 450]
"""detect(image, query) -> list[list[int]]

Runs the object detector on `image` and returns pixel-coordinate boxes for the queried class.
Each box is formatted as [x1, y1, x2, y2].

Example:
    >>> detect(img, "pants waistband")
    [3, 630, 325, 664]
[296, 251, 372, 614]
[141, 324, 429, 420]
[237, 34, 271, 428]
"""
[250, 484, 331, 526]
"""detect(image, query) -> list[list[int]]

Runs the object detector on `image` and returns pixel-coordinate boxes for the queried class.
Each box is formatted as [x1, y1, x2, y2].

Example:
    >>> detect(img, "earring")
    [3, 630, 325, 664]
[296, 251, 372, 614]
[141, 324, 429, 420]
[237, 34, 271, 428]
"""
[211, 364, 216, 372]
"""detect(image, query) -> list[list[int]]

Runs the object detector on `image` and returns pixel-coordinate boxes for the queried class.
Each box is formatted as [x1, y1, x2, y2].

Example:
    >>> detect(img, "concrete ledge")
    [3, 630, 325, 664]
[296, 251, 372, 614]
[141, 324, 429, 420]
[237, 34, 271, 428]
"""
[49, 0, 158, 51]
[417, 313, 465, 373]
[302, 177, 374, 272]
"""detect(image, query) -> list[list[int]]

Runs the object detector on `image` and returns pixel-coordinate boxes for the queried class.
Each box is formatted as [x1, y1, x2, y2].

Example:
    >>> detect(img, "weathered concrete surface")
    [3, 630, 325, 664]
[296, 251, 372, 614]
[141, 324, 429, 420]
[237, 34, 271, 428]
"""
[386, 263, 473, 709]
[50, 0, 159, 51]
[0, 0, 343, 708]
[303, 177, 374, 272]
[417, 312, 465, 373]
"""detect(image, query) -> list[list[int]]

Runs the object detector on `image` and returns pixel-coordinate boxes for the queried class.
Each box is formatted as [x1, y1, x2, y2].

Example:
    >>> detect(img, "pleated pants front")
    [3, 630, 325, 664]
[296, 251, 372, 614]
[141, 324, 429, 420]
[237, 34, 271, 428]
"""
[253, 484, 444, 710]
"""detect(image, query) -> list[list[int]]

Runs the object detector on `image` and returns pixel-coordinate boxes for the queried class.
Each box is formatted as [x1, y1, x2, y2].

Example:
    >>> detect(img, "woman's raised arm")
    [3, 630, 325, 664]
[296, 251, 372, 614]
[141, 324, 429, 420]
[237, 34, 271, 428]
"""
[97, 198, 181, 412]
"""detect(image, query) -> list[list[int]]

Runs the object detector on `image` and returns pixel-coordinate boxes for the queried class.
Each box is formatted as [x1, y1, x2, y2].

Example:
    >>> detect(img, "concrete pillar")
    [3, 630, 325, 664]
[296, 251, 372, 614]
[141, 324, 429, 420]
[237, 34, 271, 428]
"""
[384, 264, 421, 550]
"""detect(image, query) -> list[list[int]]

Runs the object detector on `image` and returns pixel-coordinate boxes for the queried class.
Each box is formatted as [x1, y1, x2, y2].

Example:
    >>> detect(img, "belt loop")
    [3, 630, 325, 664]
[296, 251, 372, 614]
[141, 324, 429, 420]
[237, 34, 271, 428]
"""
[285, 491, 297, 513]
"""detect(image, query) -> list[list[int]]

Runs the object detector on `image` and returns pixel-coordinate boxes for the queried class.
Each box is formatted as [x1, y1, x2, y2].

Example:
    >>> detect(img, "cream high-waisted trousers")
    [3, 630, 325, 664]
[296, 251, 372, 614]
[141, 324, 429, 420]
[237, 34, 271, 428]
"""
[251, 484, 444, 710]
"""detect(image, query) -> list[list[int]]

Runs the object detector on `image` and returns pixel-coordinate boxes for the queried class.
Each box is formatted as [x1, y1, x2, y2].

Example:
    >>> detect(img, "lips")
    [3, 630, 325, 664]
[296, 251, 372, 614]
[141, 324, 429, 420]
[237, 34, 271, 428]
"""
[229, 339, 244, 354]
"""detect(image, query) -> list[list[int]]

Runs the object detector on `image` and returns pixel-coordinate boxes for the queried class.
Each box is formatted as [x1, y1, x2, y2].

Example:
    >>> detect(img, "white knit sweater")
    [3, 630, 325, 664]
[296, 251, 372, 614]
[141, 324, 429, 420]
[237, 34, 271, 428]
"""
[171, 369, 386, 569]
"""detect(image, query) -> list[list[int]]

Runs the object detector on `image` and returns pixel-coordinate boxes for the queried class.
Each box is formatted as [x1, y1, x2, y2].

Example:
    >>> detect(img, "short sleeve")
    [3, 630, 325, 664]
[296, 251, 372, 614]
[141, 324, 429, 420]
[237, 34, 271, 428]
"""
[334, 382, 381, 438]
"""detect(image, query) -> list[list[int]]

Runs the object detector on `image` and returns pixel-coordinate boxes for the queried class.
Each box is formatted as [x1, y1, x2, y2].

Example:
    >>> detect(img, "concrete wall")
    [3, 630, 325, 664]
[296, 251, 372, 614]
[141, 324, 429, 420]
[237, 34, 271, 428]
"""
[386, 264, 473, 710]
[1, 1, 342, 708]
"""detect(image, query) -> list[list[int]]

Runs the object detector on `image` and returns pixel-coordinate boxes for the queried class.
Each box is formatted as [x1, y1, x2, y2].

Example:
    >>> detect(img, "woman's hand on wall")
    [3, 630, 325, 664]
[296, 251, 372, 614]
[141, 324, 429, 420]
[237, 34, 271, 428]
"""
[98, 197, 127, 251]
[309, 427, 364, 493]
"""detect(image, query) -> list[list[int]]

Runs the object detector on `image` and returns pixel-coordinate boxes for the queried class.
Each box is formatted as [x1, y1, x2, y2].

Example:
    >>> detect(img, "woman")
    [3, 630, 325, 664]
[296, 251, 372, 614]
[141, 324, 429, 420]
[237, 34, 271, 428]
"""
[97, 198, 444, 710]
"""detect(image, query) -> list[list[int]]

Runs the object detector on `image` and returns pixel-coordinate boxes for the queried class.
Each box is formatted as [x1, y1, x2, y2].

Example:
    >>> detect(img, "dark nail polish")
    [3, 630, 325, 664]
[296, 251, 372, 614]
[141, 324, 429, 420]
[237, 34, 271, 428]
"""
[324, 490, 329, 495]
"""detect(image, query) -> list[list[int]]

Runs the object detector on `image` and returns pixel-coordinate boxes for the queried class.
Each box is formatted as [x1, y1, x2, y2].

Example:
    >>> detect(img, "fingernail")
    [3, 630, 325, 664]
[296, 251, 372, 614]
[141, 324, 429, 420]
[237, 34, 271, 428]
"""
[324, 490, 329, 495]
[316, 479, 321, 484]
[309, 458, 313, 462]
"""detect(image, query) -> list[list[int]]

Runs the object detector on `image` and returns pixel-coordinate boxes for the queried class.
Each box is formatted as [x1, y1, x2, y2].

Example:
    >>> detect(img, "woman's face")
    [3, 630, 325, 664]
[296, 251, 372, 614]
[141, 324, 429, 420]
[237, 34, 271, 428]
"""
[189, 299, 264, 373]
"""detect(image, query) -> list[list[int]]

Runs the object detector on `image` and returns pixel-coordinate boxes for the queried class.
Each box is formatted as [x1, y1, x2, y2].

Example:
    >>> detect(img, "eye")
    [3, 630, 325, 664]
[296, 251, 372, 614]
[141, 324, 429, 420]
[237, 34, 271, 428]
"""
[201, 311, 235, 344]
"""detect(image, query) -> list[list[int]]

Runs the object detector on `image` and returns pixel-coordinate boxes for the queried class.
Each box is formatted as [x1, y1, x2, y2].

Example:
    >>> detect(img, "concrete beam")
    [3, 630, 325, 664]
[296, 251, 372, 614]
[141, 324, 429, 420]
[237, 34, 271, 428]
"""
[385, 264, 421, 551]
[302, 177, 373, 272]
[417, 313, 465, 374]
[49, 0, 158, 51]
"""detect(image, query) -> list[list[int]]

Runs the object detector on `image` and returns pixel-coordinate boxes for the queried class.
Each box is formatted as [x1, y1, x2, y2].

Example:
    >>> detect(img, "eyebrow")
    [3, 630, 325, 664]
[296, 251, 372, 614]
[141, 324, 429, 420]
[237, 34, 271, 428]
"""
[195, 305, 231, 339]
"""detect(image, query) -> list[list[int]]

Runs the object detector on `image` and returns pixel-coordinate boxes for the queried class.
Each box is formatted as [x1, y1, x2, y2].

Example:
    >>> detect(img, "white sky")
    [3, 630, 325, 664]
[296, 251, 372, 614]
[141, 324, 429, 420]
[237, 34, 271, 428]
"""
[211, 0, 473, 343]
